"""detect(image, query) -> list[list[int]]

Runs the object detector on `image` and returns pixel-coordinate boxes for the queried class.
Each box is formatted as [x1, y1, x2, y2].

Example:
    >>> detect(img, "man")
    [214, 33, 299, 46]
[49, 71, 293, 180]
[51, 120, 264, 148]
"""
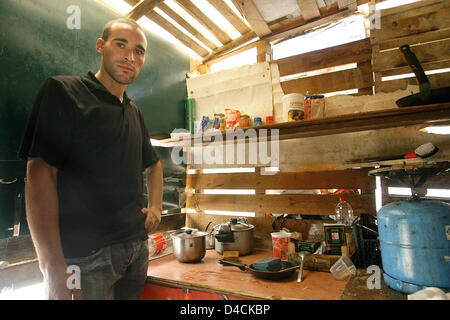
[18, 18, 163, 300]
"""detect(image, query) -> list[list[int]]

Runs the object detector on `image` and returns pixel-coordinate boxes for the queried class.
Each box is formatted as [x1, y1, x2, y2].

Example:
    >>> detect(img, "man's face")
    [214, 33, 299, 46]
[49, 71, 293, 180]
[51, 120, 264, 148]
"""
[97, 23, 147, 85]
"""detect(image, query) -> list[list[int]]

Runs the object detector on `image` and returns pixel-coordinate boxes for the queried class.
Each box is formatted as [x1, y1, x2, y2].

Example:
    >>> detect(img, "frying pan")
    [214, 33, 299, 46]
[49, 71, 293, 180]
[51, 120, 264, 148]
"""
[396, 44, 450, 107]
[218, 259, 300, 280]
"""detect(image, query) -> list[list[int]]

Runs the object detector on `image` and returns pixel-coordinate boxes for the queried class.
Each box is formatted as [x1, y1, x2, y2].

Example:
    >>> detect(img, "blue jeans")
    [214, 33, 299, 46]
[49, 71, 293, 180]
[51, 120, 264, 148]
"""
[64, 238, 149, 300]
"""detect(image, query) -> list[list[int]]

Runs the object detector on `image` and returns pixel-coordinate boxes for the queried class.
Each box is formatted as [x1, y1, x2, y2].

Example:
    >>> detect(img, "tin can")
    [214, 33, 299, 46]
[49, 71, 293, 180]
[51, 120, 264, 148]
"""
[185, 97, 195, 134]
[306, 95, 325, 119]
[239, 114, 250, 128]
[253, 117, 262, 126]
[213, 113, 221, 130]
[266, 115, 274, 125]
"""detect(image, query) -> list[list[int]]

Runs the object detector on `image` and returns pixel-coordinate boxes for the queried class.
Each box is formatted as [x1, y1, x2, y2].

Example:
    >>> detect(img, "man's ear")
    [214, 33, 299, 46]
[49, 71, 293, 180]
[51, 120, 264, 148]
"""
[96, 38, 104, 54]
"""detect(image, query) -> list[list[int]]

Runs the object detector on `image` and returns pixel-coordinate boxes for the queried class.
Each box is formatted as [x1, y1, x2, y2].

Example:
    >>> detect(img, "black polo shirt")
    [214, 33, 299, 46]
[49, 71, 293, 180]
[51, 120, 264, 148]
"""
[18, 72, 159, 258]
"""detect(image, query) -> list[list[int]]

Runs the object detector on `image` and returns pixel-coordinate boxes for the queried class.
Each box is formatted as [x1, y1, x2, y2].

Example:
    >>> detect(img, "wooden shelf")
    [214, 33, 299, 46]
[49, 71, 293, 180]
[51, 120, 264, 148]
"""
[153, 103, 450, 147]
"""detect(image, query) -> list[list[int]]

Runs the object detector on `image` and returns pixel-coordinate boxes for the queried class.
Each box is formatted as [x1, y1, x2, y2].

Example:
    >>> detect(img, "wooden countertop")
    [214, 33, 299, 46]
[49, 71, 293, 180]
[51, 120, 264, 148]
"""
[146, 248, 349, 300]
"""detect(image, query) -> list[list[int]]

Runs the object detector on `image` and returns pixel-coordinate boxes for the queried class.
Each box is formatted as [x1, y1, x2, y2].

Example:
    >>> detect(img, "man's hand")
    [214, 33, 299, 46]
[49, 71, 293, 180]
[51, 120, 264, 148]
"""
[141, 206, 162, 233]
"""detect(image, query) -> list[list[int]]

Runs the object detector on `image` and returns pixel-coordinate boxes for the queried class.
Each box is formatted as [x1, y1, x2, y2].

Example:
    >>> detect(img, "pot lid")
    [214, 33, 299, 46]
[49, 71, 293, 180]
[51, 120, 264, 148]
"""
[171, 228, 207, 239]
[214, 218, 254, 232]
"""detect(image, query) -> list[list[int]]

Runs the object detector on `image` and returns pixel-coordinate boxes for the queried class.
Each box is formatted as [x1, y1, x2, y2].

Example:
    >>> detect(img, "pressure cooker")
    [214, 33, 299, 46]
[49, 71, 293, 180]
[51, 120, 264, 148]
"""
[213, 218, 254, 256]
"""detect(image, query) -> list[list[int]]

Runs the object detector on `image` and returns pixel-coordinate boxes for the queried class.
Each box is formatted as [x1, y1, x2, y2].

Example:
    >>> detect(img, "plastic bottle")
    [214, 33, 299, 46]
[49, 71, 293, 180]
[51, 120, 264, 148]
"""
[335, 197, 354, 225]
[148, 231, 174, 257]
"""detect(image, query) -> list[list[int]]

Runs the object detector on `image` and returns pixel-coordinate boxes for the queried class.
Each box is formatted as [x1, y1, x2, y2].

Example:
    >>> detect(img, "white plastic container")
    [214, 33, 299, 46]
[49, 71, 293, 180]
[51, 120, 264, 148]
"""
[330, 255, 356, 280]
[282, 93, 305, 122]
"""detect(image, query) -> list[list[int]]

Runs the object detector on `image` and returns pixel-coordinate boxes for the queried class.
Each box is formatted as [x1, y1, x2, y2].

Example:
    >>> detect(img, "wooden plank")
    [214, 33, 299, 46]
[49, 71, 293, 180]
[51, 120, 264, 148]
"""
[268, 2, 342, 34]
[274, 38, 372, 77]
[230, 0, 272, 37]
[265, 8, 353, 44]
[175, 0, 233, 45]
[202, 30, 258, 63]
[281, 63, 373, 95]
[378, 0, 447, 18]
[187, 169, 376, 190]
[207, 0, 251, 35]
[381, 59, 450, 78]
[376, 27, 450, 50]
[373, 38, 450, 72]
[157, 2, 218, 51]
[158, 103, 450, 147]
[376, 71, 450, 92]
[297, 0, 321, 21]
[186, 193, 376, 215]
[146, 11, 210, 57]
[373, 0, 450, 43]
[125, 0, 164, 21]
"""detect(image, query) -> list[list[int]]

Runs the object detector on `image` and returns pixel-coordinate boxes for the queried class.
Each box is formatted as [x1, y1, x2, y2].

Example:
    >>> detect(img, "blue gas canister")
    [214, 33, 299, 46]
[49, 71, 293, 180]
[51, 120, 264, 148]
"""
[378, 198, 450, 294]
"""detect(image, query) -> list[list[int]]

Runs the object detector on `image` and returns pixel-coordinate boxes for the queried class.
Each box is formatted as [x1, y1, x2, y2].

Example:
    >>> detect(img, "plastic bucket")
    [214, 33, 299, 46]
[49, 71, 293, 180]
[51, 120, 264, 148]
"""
[271, 232, 292, 261]
[282, 93, 305, 122]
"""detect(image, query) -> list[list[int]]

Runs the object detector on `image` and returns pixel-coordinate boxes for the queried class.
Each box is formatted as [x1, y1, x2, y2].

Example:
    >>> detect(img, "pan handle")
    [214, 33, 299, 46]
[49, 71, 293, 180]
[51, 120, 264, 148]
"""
[218, 259, 247, 271]
[399, 45, 431, 97]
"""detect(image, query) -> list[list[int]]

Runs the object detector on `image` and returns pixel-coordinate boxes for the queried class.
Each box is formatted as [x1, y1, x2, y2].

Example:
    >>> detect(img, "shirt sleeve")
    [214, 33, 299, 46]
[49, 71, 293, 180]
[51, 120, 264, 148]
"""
[17, 77, 76, 169]
[138, 109, 160, 169]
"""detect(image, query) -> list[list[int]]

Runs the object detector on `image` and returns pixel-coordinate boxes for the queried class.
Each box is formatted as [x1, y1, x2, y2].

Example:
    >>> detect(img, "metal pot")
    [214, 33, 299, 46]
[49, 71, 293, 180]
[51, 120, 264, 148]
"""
[171, 229, 207, 263]
[214, 218, 254, 256]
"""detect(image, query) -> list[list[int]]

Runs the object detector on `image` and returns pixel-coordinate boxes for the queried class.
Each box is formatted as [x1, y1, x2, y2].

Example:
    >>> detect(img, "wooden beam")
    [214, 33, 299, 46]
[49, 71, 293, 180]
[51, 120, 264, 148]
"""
[125, 0, 164, 21]
[297, 0, 321, 21]
[125, 0, 210, 57]
[202, 30, 257, 63]
[199, 37, 260, 68]
[206, 0, 251, 35]
[256, 39, 272, 63]
[147, 10, 210, 57]
[265, 8, 353, 44]
[158, 2, 218, 51]
[230, 0, 272, 37]
[175, 0, 233, 45]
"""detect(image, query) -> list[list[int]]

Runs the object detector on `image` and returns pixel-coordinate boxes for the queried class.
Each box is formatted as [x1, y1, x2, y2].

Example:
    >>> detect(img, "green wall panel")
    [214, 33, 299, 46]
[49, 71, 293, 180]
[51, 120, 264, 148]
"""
[0, 0, 189, 238]
[0, 0, 189, 160]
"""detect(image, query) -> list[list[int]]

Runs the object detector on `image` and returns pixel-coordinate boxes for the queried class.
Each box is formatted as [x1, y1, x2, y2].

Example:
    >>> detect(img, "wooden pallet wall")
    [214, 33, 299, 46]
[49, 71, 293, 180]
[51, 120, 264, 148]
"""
[273, 38, 374, 96]
[185, 167, 376, 244]
[371, 0, 450, 93]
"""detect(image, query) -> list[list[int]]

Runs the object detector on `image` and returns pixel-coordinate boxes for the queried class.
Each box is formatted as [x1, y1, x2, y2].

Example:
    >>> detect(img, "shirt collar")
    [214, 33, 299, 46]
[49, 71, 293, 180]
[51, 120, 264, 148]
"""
[85, 71, 131, 104]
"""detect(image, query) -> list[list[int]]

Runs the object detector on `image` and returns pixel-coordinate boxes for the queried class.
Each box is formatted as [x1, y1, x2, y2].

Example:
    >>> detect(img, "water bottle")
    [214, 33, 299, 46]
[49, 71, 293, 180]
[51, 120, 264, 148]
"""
[148, 231, 174, 257]
[335, 197, 354, 225]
